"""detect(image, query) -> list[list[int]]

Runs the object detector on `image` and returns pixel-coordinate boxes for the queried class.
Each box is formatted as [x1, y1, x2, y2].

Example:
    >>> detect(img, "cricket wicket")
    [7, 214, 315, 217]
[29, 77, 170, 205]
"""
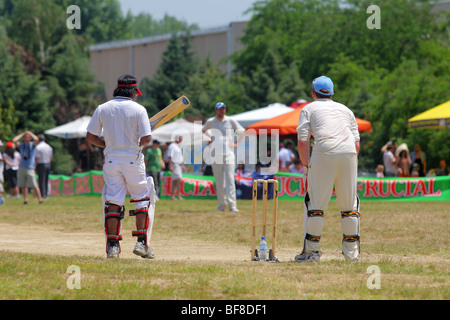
[251, 179, 279, 262]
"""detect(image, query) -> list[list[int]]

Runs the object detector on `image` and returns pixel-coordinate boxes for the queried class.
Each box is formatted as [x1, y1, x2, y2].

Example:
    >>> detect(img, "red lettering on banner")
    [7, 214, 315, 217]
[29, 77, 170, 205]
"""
[199, 180, 216, 196]
[357, 180, 364, 195]
[427, 178, 442, 197]
[390, 180, 405, 197]
[279, 176, 306, 197]
[161, 176, 172, 196]
[180, 179, 193, 196]
[404, 180, 413, 197]
[364, 180, 379, 197]
[378, 180, 390, 198]
[412, 179, 427, 197]
[285, 177, 301, 197]
[299, 177, 306, 196]
[277, 176, 287, 197]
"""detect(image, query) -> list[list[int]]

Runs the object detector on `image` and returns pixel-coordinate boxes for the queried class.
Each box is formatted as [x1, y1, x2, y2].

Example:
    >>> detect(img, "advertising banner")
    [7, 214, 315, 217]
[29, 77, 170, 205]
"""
[48, 171, 450, 201]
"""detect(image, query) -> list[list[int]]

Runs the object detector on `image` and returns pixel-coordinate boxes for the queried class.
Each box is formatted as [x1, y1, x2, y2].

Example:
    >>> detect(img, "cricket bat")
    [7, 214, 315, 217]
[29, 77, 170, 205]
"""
[149, 96, 190, 131]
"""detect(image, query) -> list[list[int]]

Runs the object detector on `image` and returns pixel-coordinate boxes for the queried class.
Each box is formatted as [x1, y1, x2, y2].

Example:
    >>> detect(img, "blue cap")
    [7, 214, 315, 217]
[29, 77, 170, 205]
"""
[215, 102, 226, 109]
[312, 76, 334, 96]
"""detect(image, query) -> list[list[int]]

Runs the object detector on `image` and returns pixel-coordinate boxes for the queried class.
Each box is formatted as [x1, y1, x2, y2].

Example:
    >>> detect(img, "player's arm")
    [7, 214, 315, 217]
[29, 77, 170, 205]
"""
[139, 135, 151, 147]
[27, 131, 39, 146]
[296, 108, 311, 172]
[86, 132, 106, 148]
[12, 132, 24, 147]
[298, 139, 310, 172]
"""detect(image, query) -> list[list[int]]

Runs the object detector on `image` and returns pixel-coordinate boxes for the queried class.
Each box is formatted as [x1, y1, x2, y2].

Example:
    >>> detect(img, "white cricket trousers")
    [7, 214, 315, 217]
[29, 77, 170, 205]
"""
[102, 154, 150, 209]
[303, 153, 360, 260]
[212, 163, 237, 210]
[307, 153, 358, 212]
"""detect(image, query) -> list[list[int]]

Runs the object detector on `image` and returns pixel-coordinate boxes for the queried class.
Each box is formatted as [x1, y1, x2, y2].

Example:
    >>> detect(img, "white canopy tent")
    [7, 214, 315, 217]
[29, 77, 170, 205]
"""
[44, 115, 92, 139]
[229, 103, 293, 128]
[44, 116, 210, 146]
[149, 118, 211, 145]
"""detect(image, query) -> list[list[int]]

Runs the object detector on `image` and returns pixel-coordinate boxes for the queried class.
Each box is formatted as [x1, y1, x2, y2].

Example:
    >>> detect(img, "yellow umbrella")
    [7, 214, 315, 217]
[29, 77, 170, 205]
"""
[408, 100, 450, 129]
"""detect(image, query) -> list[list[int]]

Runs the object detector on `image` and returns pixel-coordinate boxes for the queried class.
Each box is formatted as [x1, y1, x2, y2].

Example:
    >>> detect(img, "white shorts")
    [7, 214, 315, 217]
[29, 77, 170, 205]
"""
[102, 154, 149, 208]
[307, 153, 358, 211]
[172, 163, 183, 180]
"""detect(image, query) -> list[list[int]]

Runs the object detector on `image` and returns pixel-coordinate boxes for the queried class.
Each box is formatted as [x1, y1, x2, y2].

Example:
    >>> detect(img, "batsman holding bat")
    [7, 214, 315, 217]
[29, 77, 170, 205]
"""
[296, 76, 361, 263]
[86, 74, 155, 259]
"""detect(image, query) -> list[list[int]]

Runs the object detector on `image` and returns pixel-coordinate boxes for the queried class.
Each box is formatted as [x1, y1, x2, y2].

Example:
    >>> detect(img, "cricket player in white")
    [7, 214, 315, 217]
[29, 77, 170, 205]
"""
[202, 102, 245, 212]
[87, 74, 155, 259]
[296, 76, 361, 262]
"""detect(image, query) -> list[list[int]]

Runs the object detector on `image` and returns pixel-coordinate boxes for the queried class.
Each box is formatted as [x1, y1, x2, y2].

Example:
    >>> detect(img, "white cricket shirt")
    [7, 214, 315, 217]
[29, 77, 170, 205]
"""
[87, 97, 151, 158]
[202, 115, 245, 162]
[296, 99, 360, 155]
[202, 116, 244, 152]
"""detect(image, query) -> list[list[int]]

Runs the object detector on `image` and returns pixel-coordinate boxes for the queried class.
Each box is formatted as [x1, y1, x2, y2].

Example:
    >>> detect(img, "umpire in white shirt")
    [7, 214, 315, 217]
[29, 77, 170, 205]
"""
[35, 134, 53, 198]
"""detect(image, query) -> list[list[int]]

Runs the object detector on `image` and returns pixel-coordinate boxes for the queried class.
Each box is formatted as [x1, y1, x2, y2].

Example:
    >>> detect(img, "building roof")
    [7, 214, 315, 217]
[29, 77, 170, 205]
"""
[89, 23, 246, 52]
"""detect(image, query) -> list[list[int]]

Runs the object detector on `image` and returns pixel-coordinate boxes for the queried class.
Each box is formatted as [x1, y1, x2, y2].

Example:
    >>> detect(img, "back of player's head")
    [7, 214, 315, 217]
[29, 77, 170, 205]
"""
[113, 74, 142, 98]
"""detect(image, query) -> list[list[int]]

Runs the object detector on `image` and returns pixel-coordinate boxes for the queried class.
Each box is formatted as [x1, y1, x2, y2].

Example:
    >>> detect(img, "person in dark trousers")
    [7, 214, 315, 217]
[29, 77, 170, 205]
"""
[35, 134, 53, 198]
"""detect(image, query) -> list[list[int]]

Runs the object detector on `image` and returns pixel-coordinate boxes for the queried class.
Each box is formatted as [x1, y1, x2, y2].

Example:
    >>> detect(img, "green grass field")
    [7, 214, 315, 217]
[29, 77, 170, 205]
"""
[0, 196, 448, 302]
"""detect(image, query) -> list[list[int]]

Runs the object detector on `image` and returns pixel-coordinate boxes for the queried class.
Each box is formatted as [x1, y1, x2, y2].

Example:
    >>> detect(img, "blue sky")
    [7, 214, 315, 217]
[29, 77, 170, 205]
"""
[118, 0, 260, 29]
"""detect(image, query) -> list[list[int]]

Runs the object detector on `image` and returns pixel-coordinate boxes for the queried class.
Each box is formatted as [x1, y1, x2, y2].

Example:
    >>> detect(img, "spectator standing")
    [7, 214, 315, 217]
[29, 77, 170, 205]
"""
[410, 144, 426, 177]
[145, 139, 164, 199]
[168, 136, 185, 200]
[279, 142, 295, 172]
[3, 141, 21, 198]
[13, 131, 43, 204]
[383, 144, 397, 177]
[395, 143, 411, 177]
[35, 134, 53, 198]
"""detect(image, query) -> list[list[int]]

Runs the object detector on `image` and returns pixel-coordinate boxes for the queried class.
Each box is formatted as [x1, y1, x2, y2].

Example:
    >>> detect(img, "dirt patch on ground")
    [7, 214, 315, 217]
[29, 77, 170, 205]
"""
[0, 223, 279, 261]
[1, 223, 447, 265]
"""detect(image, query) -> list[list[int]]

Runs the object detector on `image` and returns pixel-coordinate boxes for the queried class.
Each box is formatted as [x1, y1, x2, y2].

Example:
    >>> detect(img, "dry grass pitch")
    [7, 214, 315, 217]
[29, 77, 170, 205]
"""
[0, 196, 448, 300]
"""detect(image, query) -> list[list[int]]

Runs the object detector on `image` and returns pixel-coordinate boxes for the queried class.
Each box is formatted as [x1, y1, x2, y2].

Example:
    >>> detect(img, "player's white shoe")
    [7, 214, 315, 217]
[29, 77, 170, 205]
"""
[133, 241, 155, 259]
[294, 251, 320, 263]
[107, 243, 120, 258]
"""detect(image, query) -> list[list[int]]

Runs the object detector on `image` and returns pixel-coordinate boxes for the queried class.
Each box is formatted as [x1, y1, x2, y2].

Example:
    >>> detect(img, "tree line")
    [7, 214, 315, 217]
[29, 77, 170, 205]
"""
[0, 0, 198, 173]
[0, 0, 449, 174]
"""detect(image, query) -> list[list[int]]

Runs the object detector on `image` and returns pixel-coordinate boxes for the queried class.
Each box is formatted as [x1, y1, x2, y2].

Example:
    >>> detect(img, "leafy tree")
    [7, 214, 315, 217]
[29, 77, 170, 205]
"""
[0, 26, 51, 133]
[45, 33, 101, 124]
[8, 0, 67, 66]
[183, 56, 254, 120]
[245, 45, 307, 108]
[182, 56, 227, 120]
[140, 32, 197, 115]
[59, 0, 132, 44]
[130, 12, 199, 38]
[0, 99, 18, 141]
[232, 0, 449, 171]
